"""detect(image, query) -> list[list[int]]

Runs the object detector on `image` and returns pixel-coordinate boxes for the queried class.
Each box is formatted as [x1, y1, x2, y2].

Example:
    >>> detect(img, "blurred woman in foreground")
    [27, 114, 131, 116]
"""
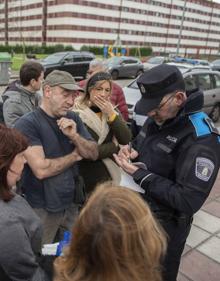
[54, 183, 167, 281]
[0, 124, 49, 281]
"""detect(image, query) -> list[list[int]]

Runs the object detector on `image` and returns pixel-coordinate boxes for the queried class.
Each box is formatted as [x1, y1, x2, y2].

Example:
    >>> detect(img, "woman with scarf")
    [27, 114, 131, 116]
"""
[73, 72, 131, 193]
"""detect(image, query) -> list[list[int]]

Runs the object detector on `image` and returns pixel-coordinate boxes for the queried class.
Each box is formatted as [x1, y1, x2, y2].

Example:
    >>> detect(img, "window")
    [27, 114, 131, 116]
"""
[73, 56, 83, 62]
[63, 55, 73, 63]
[214, 74, 220, 88]
[122, 59, 132, 64]
[83, 56, 94, 61]
[197, 74, 212, 91]
[184, 75, 197, 92]
[129, 59, 138, 64]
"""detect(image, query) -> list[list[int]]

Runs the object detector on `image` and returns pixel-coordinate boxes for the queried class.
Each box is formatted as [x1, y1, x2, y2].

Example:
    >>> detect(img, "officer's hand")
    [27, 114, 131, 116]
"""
[113, 154, 139, 175]
[118, 144, 138, 162]
[57, 117, 77, 139]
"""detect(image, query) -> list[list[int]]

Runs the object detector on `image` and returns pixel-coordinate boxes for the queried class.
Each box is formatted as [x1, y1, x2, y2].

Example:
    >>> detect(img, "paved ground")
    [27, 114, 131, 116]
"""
[177, 171, 220, 281]
[1, 75, 220, 280]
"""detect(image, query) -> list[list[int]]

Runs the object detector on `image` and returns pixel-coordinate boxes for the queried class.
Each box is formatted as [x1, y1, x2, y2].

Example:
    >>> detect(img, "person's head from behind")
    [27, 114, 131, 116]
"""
[87, 59, 108, 78]
[136, 64, 187, 126]
[55, 183, 166, 281]
[76, 71, 112, 108]
[42, 70, 83, 117]
[0, 124, 28, 202]
[19, 61, 44, 91]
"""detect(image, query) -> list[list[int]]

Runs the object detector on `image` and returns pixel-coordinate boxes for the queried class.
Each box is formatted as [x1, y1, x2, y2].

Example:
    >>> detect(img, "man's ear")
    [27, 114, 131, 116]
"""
[29, 78, 36, 88]
[174, 91, 186, 106]
[43, 85, 52, 98]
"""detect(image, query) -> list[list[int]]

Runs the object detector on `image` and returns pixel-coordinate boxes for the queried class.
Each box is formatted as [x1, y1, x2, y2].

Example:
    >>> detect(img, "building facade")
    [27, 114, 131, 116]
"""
[0, 0, 220, 55]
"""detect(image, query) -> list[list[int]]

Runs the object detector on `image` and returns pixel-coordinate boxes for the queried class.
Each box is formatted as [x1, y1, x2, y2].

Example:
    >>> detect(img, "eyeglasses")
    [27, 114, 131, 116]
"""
[152, 93, 176, 113]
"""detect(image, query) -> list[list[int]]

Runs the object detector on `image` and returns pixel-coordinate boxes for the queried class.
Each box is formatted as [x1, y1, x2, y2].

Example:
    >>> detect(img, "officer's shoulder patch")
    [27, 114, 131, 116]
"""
[195, 157, 214, 182]
[189, 112, 211, 137]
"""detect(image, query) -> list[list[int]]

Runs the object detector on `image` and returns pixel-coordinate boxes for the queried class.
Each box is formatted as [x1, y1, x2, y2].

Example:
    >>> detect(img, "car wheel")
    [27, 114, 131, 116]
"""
[111, 70, 119, 80]
[209, 104, 220, 122]
[136, 70, 144, 77]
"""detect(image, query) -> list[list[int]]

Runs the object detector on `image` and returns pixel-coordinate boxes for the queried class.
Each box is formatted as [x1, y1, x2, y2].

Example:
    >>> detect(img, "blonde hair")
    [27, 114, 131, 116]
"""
[54, 183, 166, 281]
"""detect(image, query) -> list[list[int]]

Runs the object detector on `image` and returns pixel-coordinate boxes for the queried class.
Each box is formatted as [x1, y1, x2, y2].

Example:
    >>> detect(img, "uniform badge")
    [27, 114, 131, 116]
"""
[195, 157, 214, 182]
[140, 84, 146, 94]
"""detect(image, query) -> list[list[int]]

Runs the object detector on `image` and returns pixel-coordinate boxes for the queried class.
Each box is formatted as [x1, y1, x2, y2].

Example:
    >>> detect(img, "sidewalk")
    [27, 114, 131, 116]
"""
[177, 171, 220, 281]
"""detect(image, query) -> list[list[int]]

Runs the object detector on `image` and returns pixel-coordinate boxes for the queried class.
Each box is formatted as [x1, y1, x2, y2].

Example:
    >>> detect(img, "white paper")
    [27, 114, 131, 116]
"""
[120, 168, 145, 194]
[42, 242, 59, 256]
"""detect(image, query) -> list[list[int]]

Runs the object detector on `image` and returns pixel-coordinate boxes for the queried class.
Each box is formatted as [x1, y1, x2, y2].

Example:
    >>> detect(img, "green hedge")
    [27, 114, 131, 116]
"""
[80, 45, 104, 55]
[0, 44, 76, 54]
[0, 44, 153, 57]
[129, 46, 153, 57]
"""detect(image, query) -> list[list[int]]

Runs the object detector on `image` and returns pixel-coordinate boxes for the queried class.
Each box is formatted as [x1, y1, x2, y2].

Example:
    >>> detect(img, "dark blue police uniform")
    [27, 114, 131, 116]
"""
[131, 65, 220, 281]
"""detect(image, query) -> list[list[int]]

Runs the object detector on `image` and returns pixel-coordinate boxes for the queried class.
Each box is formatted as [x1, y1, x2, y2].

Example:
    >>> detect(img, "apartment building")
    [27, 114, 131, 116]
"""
[0, 0, 220, 55]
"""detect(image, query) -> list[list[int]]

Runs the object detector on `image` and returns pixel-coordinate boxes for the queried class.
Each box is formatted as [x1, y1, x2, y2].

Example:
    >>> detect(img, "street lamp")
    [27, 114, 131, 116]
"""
[115, 0, 123, 54]
[176, 0, 187, 56]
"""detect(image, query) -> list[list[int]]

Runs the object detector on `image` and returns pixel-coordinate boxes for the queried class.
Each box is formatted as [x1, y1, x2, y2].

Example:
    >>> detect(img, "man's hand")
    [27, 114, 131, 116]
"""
[118, 144, 139, 162]
[72, 148, 83, 162]
[113, 153, 139, 175]
[57, 117, 77, 139]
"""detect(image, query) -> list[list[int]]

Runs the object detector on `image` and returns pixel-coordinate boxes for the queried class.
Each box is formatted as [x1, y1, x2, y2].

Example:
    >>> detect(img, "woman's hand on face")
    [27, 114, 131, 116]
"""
[94, 96, 116, 118]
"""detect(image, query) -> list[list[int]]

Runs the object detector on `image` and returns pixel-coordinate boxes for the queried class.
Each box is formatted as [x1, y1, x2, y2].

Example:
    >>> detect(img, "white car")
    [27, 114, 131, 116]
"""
[123, 69, 220, 124]
[143, 56, 172, 71]
[167, 62, 211, 71]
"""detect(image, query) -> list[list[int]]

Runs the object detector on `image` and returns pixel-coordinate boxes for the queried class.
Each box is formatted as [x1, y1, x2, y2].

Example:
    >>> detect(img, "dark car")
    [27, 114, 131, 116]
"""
[41, 51, 95, 79]
[211, 59, 220, 72]
[106, 56, 144, 80]
[123, 69, 220, 123]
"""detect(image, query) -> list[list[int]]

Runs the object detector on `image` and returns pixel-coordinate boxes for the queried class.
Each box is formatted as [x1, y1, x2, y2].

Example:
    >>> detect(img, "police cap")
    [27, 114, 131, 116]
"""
[135, 64, 185, 115]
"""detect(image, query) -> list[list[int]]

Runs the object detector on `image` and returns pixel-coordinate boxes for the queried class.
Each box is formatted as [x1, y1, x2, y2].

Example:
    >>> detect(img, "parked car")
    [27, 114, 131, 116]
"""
[106, 56, 144, 80]
[123, 70, 220, 123]
[196, 59, 210, 67]
[143, 56, 172, 71]
[41, 51, 95, 79]
[167, 62, 211, 72]
[211, 59, 220, 72]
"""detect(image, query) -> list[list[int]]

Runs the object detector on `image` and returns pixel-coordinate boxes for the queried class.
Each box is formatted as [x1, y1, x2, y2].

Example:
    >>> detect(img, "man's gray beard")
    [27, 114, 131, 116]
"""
[155, 120, 165, 126]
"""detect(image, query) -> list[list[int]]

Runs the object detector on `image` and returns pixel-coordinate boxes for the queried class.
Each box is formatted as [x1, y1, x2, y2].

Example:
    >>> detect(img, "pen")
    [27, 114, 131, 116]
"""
[128, 142, 132, 163]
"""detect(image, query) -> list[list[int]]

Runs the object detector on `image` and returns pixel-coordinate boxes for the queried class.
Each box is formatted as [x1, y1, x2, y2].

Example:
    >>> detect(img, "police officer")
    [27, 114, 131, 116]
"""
[114, 64, 220, 281]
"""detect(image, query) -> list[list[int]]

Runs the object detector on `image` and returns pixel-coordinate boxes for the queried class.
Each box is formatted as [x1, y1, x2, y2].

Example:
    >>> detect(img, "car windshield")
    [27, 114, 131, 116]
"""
[148, 57, 164, 64]
[212, 59, 220, 65]
[107, 57, 122, 65]
[197, 60, 209, 66]
[42, 53, 64, 64]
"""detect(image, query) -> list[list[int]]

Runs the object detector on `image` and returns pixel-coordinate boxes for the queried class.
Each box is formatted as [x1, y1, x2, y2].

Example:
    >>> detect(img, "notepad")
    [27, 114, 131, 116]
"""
[120, 168, 145, 194]
[42, 243, 59, 256]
